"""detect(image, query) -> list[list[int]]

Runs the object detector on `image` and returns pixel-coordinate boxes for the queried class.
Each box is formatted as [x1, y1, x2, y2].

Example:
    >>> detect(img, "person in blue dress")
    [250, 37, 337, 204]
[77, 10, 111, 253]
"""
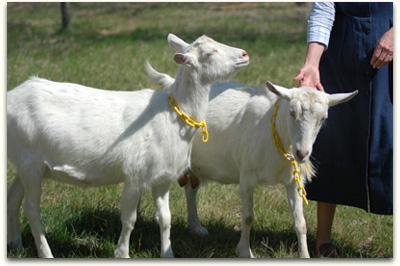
[294, 2, 393, 257]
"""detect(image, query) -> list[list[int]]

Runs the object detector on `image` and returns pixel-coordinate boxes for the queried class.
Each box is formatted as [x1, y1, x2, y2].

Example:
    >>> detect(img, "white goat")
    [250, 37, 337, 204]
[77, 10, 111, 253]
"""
[146, 66, 358, 258]
[7, 33, 249, 258]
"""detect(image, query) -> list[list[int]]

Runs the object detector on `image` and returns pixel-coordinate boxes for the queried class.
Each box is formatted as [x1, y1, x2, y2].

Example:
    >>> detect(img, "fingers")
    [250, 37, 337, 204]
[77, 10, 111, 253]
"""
[371, 34, 393, 69]
[293, 71, 304, 82]
[371, 51, 392, 69]
[371, 50, 392, 69]
[294, 64, 325, 91]
[316, 83, 325, 92]
[370, 47, 381, 67]
[293, 70, 324, 91]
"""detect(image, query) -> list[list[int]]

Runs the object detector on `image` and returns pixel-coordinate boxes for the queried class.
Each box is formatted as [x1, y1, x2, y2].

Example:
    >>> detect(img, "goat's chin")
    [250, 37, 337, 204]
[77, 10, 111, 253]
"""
[222, 69, 240, 81]
[295, 156, 310, 164]
[223, 63, 248, 78]
[297, 159, 308, 164]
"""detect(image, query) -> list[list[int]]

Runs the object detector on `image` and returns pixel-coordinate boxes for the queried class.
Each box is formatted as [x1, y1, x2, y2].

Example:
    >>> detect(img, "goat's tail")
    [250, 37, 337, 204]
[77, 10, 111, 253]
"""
[145, 61, 175, 91]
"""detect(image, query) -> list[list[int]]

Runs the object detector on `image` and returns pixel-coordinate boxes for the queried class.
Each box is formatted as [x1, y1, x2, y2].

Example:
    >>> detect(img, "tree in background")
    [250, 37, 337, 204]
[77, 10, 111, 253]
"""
[61, 2, 70, 30]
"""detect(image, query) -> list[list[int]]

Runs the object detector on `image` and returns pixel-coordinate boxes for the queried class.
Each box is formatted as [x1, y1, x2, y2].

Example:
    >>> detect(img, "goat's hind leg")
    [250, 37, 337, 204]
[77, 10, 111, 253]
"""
[19, 166, 53, 258]
[7, 174, 25, 253]
[285, 180, 310, 258]
[152, 182, 174, 258]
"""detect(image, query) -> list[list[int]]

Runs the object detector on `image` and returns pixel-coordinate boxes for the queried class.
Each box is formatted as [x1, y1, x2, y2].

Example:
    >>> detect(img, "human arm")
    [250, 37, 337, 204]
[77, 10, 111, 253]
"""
[293, 42, 326, 91]
[293, 2, 335, 91]
[371, 27, 393, 69]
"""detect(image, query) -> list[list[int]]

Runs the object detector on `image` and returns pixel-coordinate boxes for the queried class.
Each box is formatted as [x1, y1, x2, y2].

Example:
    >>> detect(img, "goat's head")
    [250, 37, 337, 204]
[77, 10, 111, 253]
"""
[168, 33, 249, 82]
[267, 81, 358, 163]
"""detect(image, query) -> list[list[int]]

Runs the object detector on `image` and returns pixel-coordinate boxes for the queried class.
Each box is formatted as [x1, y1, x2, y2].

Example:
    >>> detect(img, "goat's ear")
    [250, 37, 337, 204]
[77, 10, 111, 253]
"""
[266, 81, 292, 101]
[328, 90, 359, 107]
[168, 33, 190, 53]
[174, 53, 194, 66]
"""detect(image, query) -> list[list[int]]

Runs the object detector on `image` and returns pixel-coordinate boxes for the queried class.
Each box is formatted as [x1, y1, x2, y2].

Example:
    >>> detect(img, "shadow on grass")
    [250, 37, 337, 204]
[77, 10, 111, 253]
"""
[14, 206, 367, 258]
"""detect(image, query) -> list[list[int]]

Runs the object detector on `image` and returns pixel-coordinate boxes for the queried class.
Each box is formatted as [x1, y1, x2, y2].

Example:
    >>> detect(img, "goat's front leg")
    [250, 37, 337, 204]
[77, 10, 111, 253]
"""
[184, 176, 209, 236]
[285, 180, 310, 258]
[114, 184, 143, 258]
[152, 182, 174, 258]
[236, 181, 256, 258]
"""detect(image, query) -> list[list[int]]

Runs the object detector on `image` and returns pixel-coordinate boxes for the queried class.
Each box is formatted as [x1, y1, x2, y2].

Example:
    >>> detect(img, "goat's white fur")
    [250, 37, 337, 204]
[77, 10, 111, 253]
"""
[7, 33, 249, 258]
[146, 65, 358, 258]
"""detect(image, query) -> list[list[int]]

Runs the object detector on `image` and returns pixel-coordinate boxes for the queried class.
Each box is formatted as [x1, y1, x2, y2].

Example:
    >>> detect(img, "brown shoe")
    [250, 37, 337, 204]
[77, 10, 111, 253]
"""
[316, 243, 339, 258]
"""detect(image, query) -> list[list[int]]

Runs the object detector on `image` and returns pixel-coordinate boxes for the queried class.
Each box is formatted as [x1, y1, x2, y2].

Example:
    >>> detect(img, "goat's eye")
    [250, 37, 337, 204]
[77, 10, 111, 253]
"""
[207, 50, 218, 57]
[289, 110, 296, 118]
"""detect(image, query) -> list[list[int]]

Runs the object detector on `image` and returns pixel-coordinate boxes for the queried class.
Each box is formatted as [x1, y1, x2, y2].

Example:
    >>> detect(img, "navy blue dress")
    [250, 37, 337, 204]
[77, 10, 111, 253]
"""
[306, 2, 393, 215]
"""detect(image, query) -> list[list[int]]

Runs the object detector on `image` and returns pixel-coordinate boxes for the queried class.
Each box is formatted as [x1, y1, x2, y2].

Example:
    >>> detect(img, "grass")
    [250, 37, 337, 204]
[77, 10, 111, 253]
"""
[6, 2, 393, 258]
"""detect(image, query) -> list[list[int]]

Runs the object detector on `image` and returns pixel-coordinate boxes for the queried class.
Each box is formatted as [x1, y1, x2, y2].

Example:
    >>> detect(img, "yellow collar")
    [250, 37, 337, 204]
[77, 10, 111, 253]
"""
[270, 98, 308, 205]
[168, 93, 209, 143]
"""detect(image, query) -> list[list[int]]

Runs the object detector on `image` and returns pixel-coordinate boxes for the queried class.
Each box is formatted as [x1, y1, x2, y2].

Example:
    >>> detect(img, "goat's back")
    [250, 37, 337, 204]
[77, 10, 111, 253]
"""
[7, 77, 191, 187]
[190, 81, 294, 185]
[7, 77, 153, 154]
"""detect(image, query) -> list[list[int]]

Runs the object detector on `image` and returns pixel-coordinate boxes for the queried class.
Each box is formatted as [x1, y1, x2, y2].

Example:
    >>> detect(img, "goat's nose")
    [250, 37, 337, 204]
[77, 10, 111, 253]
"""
[296, 150, 309, 161]
[242, 51, 248, 58]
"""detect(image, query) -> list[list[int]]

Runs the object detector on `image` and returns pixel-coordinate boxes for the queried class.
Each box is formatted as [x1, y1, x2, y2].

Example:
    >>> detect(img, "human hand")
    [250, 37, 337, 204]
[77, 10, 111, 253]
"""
[294, 42, 325, 91]
[293, 63, 325, 91]
[371, 27, 393, 69]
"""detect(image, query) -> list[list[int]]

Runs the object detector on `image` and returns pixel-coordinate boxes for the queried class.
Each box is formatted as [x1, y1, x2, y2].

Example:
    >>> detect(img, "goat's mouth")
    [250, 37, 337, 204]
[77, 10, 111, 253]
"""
[236, 60, 249, 67]
[294, 150, 311, 164]
[295, 157, 309, 164]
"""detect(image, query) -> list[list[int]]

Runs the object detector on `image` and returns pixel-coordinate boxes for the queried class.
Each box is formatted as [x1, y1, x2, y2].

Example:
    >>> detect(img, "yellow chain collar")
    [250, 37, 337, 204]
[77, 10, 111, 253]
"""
[270, 98, 308, 205]
[168, 93, 209, 143]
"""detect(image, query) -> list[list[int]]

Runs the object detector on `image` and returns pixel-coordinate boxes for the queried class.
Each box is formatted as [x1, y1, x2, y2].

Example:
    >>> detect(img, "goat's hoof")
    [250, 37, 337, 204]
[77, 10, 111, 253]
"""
[189, 225, 209, 236]
[38, 250, 54, 258]
[299, 253, 310, 258]
[161, 247, 174, 258]
[114, 248, 130, 258]
[236, 244, 254, 258]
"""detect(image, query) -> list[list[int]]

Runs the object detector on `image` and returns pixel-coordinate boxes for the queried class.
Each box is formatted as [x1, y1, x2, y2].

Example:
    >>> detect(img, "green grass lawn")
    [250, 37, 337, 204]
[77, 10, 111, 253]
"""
[6, 2, 393, 258]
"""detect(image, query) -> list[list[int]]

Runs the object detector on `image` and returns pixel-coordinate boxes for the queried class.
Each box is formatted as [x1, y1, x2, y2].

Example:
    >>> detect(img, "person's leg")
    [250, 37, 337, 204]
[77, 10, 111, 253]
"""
[316, 202, 338, 257]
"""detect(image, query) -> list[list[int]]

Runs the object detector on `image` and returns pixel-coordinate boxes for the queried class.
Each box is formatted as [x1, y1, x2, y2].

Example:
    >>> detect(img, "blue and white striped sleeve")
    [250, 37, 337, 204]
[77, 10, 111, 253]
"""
[307, 2, 336, 49]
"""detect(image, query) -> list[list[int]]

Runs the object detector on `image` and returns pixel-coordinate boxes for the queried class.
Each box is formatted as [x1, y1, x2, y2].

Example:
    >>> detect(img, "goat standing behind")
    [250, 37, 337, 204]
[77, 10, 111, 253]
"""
[146, 65, 358, 258]
[7, 33, 249, 258]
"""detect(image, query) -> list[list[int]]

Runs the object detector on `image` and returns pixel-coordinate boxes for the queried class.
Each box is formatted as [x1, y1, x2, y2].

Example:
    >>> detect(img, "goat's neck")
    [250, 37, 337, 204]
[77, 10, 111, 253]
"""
[169, 67, 211, 121]
[275, 100, 293, 154]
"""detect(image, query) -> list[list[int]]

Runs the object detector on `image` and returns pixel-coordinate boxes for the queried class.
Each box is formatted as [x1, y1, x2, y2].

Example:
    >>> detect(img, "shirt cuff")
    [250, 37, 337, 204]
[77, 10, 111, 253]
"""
[307, 25, 330, 50]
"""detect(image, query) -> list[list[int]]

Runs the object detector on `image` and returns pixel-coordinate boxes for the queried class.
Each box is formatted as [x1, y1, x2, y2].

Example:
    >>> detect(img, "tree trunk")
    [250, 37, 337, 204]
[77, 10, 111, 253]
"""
[61, 2, 70, 30]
